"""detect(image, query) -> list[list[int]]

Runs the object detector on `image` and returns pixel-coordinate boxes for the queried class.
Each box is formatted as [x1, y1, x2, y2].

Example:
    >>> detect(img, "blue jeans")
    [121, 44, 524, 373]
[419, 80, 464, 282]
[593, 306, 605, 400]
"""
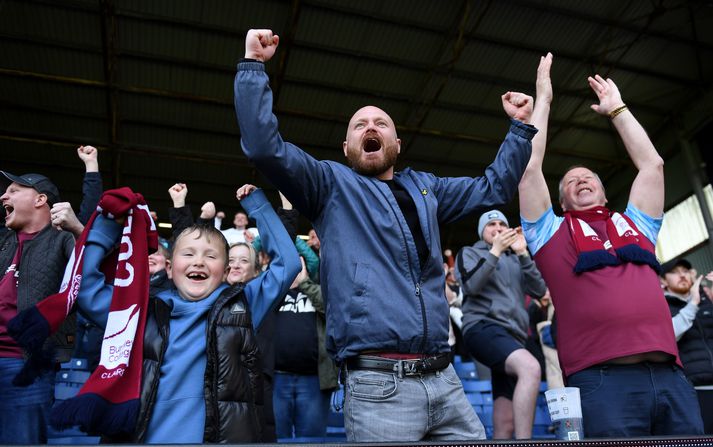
[0, 357, 55, 444]
[273, 372, 331, 439]
[568, 362, 704, 437]
[344, 363, 485, 442]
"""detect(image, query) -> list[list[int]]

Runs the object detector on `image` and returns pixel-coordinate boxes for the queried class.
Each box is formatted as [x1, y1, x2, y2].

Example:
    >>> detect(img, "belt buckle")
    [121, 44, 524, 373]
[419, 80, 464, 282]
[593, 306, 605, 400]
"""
[393, 359, 421, 378]
[403, 360, 419, 375]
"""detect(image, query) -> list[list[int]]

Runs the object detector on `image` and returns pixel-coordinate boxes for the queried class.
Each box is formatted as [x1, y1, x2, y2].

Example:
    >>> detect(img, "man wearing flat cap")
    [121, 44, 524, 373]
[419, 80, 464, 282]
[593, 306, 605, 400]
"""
[662, 258, 713, 434]
[0, 171, 75, 444]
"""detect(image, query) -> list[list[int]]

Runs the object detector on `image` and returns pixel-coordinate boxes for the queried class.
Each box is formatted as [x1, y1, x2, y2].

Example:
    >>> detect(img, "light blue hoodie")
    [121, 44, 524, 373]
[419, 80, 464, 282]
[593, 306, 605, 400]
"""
[77, 189, 300, 443]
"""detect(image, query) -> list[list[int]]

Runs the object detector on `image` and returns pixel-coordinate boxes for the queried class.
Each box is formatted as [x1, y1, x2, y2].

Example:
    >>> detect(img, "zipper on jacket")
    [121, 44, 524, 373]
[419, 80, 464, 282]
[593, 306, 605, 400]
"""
[416, 280, 429, 354]
[376, 177, 429, 354]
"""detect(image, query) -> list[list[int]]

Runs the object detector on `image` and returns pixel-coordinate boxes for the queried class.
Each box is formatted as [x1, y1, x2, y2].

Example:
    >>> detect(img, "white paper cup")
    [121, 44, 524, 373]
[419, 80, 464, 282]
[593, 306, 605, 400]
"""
[545, 387, 584, 440]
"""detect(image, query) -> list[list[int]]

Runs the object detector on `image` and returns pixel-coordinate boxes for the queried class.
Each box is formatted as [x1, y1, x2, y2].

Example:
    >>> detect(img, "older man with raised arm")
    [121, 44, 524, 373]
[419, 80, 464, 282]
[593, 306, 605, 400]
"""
[235, 29, 541, 442]
[519, 54, 703, 437]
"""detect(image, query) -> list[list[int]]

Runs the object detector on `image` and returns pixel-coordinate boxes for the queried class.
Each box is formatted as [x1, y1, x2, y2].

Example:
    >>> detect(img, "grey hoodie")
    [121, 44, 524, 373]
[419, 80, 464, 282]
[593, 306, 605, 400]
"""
[456, 240, 546, 343]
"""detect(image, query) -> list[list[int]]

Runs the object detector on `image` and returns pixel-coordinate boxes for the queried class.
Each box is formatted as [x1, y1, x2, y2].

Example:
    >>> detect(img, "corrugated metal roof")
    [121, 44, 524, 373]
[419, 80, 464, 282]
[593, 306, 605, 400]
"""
[2, 0, 712, 247]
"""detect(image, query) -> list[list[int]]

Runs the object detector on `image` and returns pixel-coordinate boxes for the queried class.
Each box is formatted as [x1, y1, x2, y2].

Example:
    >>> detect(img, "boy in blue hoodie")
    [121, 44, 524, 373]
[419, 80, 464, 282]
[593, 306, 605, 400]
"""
[77, 184, 300, 443]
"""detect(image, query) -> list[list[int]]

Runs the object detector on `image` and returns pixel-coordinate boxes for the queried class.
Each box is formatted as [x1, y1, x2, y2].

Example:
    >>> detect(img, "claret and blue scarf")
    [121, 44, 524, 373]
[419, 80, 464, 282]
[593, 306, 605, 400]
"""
[9, 187, 157, 436]
[564, 206, 661, 274]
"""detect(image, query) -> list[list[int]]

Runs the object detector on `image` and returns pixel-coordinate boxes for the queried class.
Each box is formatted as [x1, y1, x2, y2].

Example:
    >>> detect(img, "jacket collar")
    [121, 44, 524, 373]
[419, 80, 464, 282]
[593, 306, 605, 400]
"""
[665, 291, 691, 303]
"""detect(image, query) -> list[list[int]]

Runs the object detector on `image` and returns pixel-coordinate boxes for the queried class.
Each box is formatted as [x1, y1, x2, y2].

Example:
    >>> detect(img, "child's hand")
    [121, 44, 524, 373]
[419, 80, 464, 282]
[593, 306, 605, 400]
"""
[236, 184, 257, 201]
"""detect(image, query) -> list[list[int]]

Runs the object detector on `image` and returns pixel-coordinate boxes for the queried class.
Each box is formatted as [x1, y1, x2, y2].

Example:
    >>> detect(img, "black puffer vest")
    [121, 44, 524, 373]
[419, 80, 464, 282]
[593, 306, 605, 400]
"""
[133, 284, 264, 442]
[0, 225, 75, 361]
[667, 294, 713, 386]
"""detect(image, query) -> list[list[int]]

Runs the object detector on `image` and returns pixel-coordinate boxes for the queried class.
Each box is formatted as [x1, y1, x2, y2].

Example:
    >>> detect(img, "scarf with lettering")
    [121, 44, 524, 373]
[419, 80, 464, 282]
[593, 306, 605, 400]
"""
[564, 206, 660, 274]
[8, 187, 156, 436]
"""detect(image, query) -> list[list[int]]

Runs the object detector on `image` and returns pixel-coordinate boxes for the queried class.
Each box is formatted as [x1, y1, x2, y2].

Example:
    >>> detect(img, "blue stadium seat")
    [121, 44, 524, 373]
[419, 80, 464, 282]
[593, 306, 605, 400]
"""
[460, 378, 554, 440]
[331, 387, 344, 407]
[48, 358, 100, 445]
[54, 382, 82, 400]
[325, 388, 347, 441]
[454, 361, 478, 380]
[57, 369, 91, 385]
[327, 410, 344, 428]
[537, 393, 547, 406]
[534, 405, 552, 425]
[532, 424, 556, 438]
[325, 428, 347, 441]
[477, 405, 493, 427]
[59, 358, 90, 371]
[280, 436, 330, 443]
[466, 392, 484, 405]
[461, 379, 491, 393]
[48, 436, 102, 445]
[532, 381, 556, 440]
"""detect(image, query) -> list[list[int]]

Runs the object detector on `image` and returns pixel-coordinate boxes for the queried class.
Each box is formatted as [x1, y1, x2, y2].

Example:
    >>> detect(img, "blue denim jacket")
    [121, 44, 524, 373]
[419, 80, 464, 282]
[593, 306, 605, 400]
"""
[235, 61, 537, 362]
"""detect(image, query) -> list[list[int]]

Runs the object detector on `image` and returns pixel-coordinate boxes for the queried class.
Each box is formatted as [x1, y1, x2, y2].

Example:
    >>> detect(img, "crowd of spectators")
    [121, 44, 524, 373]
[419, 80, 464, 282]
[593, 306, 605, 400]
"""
[1, 30, 712, 444]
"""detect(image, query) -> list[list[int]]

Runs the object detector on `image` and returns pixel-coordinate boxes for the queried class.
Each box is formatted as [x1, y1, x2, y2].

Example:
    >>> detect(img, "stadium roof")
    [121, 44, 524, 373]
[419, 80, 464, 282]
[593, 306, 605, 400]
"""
[2, 0, 712, 247]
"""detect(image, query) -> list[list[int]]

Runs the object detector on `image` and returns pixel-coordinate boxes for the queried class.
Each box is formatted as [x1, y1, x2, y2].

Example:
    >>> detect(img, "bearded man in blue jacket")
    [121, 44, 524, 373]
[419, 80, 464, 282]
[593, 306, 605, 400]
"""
[235, 29, 540, 442]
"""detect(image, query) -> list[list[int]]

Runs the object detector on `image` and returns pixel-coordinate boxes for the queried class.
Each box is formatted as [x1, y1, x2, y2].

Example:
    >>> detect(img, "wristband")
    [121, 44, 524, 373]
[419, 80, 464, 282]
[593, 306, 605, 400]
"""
[609, 104, 628, 119]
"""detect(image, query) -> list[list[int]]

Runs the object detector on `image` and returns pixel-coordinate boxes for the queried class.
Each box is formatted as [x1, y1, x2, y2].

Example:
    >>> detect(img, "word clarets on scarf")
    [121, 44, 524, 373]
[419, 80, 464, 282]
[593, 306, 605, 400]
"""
[564, 206, 660, 274]
[8, 187, 157, 436]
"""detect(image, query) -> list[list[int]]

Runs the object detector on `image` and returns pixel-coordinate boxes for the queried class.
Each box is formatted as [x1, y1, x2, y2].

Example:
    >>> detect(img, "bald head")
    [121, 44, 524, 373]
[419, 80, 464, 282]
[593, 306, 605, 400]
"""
[346, 106, 398, 139]
[343, 105, 401, 179]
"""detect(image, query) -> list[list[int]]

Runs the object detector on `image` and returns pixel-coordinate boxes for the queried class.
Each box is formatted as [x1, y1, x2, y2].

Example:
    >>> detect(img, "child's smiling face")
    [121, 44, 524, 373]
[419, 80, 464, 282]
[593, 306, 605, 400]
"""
[168, 229, 228, 301]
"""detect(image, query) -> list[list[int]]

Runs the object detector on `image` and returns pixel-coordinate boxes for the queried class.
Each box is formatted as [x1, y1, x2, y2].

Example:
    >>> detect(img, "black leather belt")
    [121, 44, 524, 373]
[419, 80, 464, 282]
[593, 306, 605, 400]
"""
[346, 353, 450, 377]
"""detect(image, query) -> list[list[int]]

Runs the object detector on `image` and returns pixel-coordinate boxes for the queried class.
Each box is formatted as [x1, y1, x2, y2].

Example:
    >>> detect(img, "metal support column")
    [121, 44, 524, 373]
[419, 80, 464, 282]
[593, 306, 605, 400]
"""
[680, 135, 713, 251]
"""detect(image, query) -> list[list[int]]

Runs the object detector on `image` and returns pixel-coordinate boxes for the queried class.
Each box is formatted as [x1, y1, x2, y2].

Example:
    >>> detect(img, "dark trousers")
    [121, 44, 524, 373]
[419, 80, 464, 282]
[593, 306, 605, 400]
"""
[696, 388, 713, 434]
[262, 374, 277, 442]
[568, 362, 704, 437]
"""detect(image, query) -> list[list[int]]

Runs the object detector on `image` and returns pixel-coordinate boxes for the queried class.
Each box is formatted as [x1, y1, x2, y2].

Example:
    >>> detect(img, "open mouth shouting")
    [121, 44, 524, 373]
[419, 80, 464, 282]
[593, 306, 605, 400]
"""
[362, 135, 382, 154]
[3, 204, 13, 220]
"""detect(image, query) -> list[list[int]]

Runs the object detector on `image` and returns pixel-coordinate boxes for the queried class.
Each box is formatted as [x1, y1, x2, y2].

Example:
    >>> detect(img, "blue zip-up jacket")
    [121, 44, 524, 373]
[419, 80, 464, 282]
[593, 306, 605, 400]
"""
[234, 61, 537, 362]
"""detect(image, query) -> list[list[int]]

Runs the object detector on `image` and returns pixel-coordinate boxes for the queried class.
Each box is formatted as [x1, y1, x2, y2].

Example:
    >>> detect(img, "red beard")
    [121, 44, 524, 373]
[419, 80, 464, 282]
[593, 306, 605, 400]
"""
[345, 141, 399, 177]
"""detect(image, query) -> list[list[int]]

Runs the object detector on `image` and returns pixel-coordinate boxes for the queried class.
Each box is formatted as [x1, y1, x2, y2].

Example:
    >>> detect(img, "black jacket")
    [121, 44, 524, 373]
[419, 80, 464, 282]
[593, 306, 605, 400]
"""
[0, 224, 75, 361]
[667, 293, 713, 386]
[148, 270, 172, 296]
[133, 283, 264, 443]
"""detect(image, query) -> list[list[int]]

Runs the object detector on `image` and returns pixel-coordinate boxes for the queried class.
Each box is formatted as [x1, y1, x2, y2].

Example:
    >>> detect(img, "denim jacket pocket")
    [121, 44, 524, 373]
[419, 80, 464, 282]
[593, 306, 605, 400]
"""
[350, 262, 370, 325]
